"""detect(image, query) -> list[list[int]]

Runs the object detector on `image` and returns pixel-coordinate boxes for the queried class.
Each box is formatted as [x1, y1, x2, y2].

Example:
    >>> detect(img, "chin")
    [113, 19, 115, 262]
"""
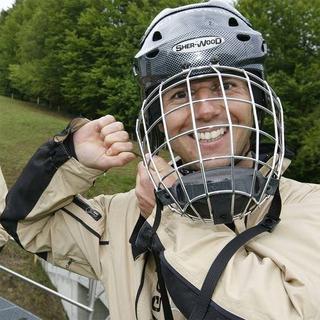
[183, 157, 231, 171]
[204, 159, 231, 170]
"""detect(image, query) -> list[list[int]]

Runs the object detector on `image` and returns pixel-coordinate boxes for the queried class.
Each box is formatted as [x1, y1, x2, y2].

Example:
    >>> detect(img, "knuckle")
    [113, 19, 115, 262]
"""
[118, 157, 126, 166]
[116, 159, 123, 167]
[114, 142, 128, 153]
[99, 115, 115, 128]
[106, 114, 116, 122]
[121, 131, 129, 140]
[111, 143, 120, 153]
[104, 135, 112, 145]
[100, 127, 106, 135]
[116, 122, 124, 131]
[101, 126, 109, 136]
[127, 142, 134, 151]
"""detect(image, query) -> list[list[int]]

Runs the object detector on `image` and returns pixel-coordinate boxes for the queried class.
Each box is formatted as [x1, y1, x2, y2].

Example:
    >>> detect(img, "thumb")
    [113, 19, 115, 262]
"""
[147, 155, 178, 187]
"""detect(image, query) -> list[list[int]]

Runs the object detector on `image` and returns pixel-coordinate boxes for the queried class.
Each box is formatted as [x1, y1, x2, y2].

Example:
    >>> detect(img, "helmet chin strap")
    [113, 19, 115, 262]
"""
[156, 144, 276, 225]
[156, 166, 279, 224]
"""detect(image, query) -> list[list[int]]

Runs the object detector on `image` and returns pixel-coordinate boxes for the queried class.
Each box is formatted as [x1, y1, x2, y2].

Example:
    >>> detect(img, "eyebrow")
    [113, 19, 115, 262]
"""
[163, 85, 187, 98]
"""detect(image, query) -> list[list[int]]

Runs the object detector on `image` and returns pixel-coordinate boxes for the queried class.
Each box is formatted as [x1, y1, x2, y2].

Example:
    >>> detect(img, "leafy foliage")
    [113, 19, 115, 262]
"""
[237, 0, 320, 182]
[0, 0, 319, 182]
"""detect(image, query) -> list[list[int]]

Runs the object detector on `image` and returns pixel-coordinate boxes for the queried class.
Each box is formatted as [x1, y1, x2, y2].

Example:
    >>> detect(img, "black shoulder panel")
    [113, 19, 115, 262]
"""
[1, 139, 70, 244]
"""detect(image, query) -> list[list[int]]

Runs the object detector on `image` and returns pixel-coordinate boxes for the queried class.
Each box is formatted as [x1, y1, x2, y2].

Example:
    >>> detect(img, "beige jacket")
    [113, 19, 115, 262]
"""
[0, 167, 10, 249]
[1, 140, 320, 319]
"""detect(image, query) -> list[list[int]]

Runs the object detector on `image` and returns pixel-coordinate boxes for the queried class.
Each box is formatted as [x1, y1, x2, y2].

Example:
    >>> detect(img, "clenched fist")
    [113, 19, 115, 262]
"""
[73, 115, 135, 171]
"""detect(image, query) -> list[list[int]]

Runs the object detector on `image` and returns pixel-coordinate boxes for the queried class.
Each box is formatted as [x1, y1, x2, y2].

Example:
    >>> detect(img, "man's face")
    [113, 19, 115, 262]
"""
[161, 75, 253, 170]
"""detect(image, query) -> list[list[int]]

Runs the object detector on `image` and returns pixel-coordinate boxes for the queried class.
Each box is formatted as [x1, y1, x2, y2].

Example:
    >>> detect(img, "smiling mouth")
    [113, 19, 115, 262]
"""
[191, 128, 227, 143]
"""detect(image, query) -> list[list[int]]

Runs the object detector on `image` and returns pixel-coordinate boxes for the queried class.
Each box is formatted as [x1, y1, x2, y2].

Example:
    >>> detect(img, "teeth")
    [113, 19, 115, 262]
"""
[196, 128, 225, 141]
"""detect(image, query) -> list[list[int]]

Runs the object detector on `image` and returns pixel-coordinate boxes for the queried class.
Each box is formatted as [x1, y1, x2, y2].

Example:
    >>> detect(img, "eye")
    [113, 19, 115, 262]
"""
[207, 81, 233, 94]
[222, 81, 234, 91]
[170, 89, 188, 100]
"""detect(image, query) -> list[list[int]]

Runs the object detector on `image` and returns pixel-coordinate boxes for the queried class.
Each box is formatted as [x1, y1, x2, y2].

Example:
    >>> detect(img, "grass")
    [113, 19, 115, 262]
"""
[0, 95, 140, 193]
[0, 96, 69, 187]
[0, 95, 140, 318]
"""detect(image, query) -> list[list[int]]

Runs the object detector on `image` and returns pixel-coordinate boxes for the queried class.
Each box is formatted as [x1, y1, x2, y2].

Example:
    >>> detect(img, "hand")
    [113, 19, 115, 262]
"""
[136, 161, 155, 218]
[73, 115, 135, 171]
[135, 155, 177, 218]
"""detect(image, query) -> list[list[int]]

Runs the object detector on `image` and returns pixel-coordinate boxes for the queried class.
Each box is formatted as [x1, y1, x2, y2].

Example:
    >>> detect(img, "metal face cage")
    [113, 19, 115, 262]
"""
[136, 65, 285, 224]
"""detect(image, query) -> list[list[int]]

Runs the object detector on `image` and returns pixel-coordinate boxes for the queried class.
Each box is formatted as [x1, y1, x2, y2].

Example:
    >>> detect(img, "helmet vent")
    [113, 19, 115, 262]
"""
[181, 61, 191, 70]
[237, 34, 251, 42]
[229, 17, 239, 27]
[146, 49, 159, 59]
[152, 31, 162, 41]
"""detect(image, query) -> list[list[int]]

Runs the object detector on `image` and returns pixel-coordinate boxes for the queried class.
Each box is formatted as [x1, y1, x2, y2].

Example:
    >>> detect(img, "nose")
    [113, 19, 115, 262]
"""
[193, 88, 223, 121]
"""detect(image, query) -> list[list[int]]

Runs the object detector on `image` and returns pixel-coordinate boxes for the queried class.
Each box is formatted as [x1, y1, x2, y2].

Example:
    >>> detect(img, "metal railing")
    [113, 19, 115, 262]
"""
[0, 264, 101, 317]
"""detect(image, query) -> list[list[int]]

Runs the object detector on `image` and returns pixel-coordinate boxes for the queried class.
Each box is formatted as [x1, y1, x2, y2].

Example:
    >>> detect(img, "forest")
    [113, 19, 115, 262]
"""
[0, 0, 319, 182]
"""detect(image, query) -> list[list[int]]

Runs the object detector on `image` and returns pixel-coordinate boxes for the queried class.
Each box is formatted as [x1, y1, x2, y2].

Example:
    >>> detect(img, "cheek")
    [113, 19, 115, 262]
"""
[164, 108, 190, 136]
[230, 103, 253, 148]
[230, 103, 252, 126]
[170, 137, 194, 161]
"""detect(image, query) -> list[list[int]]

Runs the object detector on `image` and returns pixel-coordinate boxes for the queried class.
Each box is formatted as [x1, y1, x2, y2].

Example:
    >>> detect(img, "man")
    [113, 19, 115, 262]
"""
[1, 1, 320, 319]
[0, 167, 10, 252]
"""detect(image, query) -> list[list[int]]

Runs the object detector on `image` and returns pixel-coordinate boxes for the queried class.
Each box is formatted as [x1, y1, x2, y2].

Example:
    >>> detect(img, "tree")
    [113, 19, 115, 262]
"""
[2, 0, 318, 182]
[59, 0, 196, 129]
[237, 0, 320, 182]
[0, 0, 26, 96]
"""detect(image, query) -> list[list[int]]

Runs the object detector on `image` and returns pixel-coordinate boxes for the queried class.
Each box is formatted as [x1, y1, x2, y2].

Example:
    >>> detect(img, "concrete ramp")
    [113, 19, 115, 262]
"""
[0, 296, 40, 320]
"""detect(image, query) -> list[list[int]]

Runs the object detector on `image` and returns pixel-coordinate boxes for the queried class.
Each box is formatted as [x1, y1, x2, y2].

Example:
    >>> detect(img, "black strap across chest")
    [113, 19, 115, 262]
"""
[189, 188, 281, 319]
[134, 188, 282, 320]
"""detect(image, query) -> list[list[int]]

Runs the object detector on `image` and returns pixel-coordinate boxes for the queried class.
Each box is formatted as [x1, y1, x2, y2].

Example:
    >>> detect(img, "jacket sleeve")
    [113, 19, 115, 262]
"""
[0, 119, 113, 278]
[0, 167, 10, 250]
[0, 225, 9, 250]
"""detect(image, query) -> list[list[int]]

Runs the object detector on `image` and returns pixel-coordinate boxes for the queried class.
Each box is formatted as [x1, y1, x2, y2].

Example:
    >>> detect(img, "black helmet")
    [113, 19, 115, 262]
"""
[134, 0, 267, 97]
